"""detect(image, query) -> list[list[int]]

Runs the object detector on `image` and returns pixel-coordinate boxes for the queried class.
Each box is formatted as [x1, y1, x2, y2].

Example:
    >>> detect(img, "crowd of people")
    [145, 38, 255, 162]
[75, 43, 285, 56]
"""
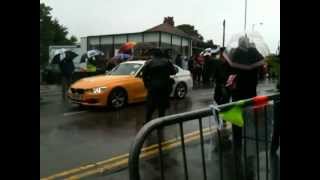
[173, 51, 272, 88]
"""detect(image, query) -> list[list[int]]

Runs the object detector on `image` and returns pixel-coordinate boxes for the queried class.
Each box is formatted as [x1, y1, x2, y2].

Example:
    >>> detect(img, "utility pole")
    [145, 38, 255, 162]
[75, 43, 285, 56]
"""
[223, 20, 226, 47]
[244, 0, 247, 33]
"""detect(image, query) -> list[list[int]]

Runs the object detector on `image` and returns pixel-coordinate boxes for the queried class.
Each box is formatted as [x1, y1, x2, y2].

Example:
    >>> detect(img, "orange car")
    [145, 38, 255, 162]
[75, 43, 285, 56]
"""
[68, 60, 193, 109]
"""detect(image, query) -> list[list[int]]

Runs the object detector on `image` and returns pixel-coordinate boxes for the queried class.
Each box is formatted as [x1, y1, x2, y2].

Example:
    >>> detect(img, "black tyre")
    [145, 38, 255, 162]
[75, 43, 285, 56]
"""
[108, 88, 127, 109]
[175, 83, 187, 99]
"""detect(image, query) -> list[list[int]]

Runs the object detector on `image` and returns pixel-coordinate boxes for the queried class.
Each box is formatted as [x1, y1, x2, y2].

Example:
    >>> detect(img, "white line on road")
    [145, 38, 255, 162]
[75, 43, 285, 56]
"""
[63, 111, 87, 116]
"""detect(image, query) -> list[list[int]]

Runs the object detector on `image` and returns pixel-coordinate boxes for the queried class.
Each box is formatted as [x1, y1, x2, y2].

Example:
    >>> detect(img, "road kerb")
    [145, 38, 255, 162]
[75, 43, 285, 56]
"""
[41, 125, 231, 180]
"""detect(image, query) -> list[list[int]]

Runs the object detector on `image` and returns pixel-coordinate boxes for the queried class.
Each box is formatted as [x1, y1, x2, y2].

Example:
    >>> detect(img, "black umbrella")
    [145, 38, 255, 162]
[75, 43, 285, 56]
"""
[80, 54, 88, 63]
[65, 51, 78, 61]
[51, 49, 78, 64]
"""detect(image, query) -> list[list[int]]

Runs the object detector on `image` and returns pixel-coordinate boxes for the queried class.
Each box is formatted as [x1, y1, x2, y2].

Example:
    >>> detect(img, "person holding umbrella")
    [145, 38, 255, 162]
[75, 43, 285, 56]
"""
[223, 35, 266, 179]
[226, 36, 264, 99]
[80, 50, 105, 76]
[212, 47, 231, 105]
[51, 49, 78, 100]
[200, 47, 220, 86]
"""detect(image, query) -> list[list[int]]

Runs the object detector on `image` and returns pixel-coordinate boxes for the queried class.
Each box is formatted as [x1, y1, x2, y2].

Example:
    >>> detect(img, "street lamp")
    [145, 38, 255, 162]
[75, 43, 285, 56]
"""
[252, 22, 263, 31]
[244, 0, 247, 32]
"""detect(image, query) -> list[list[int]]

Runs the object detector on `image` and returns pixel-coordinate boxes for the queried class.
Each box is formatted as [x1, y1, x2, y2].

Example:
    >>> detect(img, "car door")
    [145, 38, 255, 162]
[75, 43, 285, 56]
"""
[127, 68, 147, 103]
[172, 65, 193, 94]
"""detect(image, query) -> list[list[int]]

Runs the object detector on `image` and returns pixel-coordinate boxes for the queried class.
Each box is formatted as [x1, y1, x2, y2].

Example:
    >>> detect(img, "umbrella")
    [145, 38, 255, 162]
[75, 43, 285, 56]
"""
[226, 32, 270, 57]
[119, 41, 136, 53]
[80, 50, 104, 63]
[80, 54, 88, 63]
[87, 49, 104, 58]
[223, 32, 270, 70]
[65, 51, 78, 60]
[200, 47, 220, 56]
[51, 49, 78, 64]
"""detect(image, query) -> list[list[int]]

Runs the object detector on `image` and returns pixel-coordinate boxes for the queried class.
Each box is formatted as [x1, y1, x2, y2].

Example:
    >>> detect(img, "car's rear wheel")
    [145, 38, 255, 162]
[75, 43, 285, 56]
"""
[108, 88, 127, 109]
[175, 83, 187, 99]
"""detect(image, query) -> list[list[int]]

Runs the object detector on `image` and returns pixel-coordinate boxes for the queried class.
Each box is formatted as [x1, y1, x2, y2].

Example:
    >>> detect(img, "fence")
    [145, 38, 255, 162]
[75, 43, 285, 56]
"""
[128, 93, 280, 180]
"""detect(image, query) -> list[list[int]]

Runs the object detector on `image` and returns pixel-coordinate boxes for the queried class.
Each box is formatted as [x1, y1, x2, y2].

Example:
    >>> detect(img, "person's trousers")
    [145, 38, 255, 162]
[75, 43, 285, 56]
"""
[62, 76, 72, 100]
[231, 93, 257, 180]
[145, 104, 166, 124]
[194, 67, 202, 83]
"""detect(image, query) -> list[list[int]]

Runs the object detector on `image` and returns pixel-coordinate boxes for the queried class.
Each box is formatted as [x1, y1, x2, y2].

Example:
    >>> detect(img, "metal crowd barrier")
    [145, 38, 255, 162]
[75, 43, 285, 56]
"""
[129, 93, 280, 180]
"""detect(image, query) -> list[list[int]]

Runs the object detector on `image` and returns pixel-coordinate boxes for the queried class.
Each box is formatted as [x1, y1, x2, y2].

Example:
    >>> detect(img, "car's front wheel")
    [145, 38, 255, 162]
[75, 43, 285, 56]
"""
[108, 88, 127, 109]
[175, 83, 187, 99]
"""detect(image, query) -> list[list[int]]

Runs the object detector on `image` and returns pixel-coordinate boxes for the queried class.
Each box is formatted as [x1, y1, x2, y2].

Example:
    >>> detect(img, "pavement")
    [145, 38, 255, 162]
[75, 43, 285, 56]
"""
[40, 79, 278, 179]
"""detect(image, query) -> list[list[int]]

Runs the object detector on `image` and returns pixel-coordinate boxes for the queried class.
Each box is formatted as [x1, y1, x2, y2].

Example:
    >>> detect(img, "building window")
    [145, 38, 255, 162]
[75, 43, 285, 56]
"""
[88, 37, 100, 50]
[172, 35, 181, 46]
[114, 35, 127, 44]
[161, 33, 171, 44]
[101, 36, 113, 45]
[100, 45, 113, 59]
[144, 32, 159, 46]
[128, 34, 143, 43]
[182, 38, 190, 57]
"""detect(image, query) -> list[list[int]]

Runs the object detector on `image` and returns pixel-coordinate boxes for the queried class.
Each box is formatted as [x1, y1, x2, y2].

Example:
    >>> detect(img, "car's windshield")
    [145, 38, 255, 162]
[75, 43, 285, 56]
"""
[109, 63, 143, 75]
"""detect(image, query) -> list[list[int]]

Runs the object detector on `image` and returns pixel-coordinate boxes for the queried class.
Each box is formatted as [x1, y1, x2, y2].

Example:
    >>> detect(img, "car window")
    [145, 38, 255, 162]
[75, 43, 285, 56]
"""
[109, 63, 143, 75]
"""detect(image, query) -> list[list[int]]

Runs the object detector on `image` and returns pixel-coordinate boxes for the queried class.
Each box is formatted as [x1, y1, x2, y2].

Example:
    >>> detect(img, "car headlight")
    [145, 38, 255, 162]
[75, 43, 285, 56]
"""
[87, 87, 107, 94]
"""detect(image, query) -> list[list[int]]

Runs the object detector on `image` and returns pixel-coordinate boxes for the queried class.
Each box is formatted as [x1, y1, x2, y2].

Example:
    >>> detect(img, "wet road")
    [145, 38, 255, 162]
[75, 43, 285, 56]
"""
[40, 80, 277, 178]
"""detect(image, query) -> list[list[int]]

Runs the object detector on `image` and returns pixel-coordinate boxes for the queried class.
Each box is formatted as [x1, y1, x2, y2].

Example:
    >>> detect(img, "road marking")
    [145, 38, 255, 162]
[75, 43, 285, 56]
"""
[66, 129, 219, 180]
[63, 111, 87, 116]
[41, 125, 231, 180]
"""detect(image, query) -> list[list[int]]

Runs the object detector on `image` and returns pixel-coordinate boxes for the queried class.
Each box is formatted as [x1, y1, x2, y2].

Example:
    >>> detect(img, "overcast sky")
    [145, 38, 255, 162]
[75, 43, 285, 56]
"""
[41, 0, 280, 53]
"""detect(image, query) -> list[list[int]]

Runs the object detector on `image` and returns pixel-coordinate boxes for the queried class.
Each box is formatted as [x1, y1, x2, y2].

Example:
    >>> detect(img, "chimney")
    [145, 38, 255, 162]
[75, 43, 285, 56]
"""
[163, 16, 174, 26]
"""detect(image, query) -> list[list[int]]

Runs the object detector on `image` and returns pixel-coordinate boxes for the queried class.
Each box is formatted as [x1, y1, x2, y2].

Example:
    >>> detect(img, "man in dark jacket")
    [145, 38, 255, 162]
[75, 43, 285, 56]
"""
[57, 52, 75, 100]
[212, 48, 231, 105]
[229, 37, 264, 179]
[142, 48, 177, 124]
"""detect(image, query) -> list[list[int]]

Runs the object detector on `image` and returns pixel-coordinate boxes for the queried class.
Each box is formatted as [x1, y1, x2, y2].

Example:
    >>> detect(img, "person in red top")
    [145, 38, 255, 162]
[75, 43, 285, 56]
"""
[193, 54, 204, 85]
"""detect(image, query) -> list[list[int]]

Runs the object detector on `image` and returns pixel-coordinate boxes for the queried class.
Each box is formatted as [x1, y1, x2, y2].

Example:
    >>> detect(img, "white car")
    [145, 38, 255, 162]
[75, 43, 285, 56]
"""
[133, 60, 193, 99]
[169, 64, 193, 98]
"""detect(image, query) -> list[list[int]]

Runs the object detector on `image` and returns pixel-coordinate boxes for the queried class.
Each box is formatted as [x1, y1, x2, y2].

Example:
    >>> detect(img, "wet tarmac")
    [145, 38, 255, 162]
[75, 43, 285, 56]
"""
[40, 80, 278, 178]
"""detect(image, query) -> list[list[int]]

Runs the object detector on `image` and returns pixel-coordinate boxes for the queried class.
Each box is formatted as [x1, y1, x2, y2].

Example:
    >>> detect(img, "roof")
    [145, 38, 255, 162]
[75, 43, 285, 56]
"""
[86, 29, 199, 41]
[189, 35, 203, 42]
[145, 23, 192, 39]
[85, 23, 202, 42]
[123, 60, 146, 64]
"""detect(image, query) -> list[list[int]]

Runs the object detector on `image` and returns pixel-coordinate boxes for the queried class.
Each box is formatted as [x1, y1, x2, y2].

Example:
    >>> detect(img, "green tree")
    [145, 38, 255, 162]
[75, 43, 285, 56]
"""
[176, 24, 217, 51]
[40, 3, 77, 67]
[176, 24, 204, 41]
[202, 40, 215, 48]
[70, 35, 78, 43]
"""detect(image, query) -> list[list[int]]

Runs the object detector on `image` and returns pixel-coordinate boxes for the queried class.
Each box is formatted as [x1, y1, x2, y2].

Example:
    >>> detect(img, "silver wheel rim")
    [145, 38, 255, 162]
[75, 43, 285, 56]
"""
[111, 91, 125, 108]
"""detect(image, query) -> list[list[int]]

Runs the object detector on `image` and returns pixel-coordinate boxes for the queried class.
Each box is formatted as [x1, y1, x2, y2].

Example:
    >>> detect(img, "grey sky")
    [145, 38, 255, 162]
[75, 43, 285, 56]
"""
[41, 0, 279, 53]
